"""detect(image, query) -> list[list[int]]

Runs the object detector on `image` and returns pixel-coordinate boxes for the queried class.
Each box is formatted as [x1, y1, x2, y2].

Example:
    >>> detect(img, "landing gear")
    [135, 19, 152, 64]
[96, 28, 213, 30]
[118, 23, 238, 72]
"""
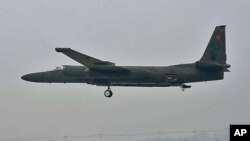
[104, 86, 113, 98]
[180, 84, 191, 91]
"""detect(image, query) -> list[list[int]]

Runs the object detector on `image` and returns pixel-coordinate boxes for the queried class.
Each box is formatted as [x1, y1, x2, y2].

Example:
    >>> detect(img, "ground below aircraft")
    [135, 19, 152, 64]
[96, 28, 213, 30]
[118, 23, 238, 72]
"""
[22, 25, 230, 98]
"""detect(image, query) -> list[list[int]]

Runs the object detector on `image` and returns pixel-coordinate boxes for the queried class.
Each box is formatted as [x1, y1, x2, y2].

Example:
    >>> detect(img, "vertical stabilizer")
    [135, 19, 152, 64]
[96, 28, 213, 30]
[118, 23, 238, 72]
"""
[200, 25, 227, 64]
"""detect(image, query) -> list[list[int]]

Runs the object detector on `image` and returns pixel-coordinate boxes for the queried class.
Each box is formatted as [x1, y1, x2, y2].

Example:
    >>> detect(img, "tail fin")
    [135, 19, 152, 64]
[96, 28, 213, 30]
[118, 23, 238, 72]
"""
[197, 25, 230, 71]
[200, 25, 227, 64]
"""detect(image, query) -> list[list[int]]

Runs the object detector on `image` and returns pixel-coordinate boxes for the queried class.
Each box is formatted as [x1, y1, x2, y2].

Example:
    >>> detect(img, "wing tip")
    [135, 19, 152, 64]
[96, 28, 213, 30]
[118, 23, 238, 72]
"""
[55, 48, 71, 52]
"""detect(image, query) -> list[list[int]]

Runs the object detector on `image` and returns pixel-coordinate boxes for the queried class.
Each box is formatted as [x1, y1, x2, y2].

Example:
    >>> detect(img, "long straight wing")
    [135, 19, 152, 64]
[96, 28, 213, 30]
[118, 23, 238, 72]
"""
[55, 48, 128, 72]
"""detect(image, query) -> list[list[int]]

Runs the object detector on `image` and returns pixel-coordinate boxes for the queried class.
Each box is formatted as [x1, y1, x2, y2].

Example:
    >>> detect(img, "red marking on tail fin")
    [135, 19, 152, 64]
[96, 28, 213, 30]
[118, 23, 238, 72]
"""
[215, 34, 221, 40]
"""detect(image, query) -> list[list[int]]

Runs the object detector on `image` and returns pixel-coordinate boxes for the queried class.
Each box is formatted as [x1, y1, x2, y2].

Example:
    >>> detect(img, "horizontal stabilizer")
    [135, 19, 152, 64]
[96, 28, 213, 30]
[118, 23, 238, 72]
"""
[196, 61, 230, 70]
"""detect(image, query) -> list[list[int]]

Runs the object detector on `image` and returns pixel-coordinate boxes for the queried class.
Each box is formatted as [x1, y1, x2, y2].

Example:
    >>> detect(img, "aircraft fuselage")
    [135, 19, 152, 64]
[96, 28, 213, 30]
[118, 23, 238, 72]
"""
[22, 63, 224, 87]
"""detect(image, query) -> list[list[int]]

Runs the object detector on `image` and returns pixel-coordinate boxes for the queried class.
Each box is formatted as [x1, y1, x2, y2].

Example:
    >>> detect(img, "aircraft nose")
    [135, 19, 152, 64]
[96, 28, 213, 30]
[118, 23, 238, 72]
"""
[21, 74, 39, 82]
[21, 73, 46, 82]
[21, 74, 29, 81]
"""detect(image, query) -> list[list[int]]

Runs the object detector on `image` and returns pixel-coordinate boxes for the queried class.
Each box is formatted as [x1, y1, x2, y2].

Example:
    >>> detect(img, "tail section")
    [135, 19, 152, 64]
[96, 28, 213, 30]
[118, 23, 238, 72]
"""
[197, 25, 230, 71]
[200, 25, 227, 64]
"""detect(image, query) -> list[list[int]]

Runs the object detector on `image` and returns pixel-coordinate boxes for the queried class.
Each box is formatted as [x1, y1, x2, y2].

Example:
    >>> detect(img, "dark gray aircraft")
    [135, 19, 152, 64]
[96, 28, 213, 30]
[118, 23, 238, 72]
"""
[22, 25, 230, 98]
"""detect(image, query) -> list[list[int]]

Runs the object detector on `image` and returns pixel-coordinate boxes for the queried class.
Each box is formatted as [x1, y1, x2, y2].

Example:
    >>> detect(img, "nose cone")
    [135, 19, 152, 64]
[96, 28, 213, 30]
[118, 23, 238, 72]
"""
[21, 73, 46, 82]
[21, 74, 30, 81]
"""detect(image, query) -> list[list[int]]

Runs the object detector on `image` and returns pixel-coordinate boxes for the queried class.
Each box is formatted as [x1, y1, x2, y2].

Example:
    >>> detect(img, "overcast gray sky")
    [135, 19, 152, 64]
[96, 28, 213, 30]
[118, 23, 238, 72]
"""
[0, 0, 250, 140]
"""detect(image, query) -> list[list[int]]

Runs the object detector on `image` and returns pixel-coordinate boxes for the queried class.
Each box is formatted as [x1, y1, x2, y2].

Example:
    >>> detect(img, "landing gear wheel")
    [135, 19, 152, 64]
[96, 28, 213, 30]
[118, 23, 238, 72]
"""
[104, 90, 113, 98]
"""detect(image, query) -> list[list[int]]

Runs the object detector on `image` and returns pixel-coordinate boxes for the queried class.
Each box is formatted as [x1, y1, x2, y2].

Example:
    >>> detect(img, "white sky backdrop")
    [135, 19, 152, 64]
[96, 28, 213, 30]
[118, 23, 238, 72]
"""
[0, 0, 250, 140]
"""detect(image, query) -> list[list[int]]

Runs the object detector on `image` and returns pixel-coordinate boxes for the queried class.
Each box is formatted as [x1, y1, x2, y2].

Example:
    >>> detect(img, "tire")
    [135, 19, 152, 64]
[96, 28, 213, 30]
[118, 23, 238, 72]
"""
[104, 90, 113, 98]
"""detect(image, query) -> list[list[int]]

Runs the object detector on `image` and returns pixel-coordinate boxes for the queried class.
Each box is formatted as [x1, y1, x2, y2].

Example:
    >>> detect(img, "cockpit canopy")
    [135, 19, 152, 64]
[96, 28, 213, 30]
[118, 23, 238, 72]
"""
[52, 66, 64, 71]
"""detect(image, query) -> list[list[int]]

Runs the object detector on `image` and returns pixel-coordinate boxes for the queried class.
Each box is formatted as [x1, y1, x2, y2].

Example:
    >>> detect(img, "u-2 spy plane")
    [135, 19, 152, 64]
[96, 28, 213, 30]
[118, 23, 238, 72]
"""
[22, 25, 230, 98]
